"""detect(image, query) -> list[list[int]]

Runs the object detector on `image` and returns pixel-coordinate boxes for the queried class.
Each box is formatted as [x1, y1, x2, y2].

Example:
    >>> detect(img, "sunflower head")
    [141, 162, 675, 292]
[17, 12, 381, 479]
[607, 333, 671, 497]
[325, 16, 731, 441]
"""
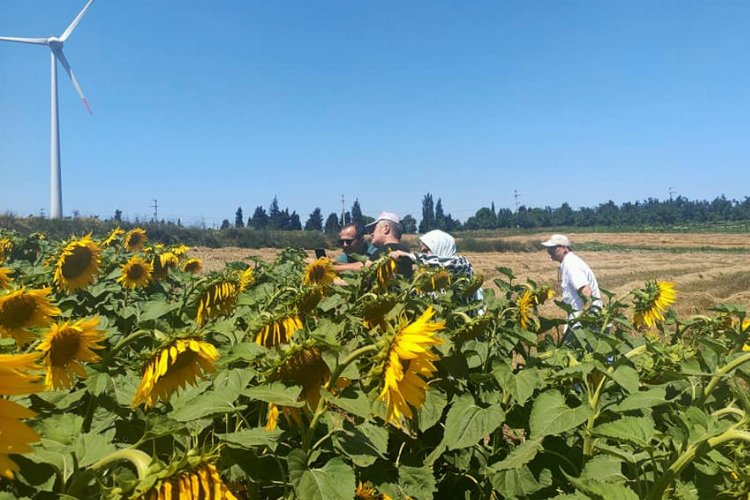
[237, 266, 255, 292]
[362, 293, 399, 329]
[372, 257, 397, 291]
[303, 257, 337, 287]
[101, 227, 125, 247]
[182, 258, 203, 275]
[533, 285, 555, 306]
[137, 460, 237, 500]
[376, 307, 445, 427]
[295, 285, 326, 316]
[414, 267, 452, 293]
[124, 228, 148, 252]
[37, 317, 107, 389]
[172, 244, 190, 257]
[356, 481, 391, 500]
[461, 273, 484, 298]
[256, 314, 303, 347]
[151, 251, 179, 280]
[118, 255, 153, 290]
[633, 280, 677, 329]
[0, 268, 14, 290]
[0, 288, 61, 346]
[0, 238, 13, 263]
[131, 338, 219, 408]
[275, 346, 331, 410]
[53, 234, 101, 293]
[195, 279, 239, 326]
[516, 290, 535, 330]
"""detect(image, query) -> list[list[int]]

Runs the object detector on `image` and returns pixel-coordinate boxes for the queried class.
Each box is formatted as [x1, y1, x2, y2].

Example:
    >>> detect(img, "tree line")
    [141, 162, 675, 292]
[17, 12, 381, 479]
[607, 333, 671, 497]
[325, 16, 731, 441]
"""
[222, 194, 750, 234]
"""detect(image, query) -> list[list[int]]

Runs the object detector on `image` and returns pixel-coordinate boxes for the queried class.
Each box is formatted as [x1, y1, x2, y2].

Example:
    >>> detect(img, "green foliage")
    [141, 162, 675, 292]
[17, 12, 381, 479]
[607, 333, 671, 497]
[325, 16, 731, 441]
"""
[0, 228, 749, 498]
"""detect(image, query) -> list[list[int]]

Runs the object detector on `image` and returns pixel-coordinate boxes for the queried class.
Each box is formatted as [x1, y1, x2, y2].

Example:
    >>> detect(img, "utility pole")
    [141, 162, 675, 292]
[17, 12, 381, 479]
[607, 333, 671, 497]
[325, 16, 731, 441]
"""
[513, 189, 520, 213]
[151, 199, 158, 221]
[668, 187, 676, 201]
[39, 208, 46, 219]
[340, 194, 345, 226]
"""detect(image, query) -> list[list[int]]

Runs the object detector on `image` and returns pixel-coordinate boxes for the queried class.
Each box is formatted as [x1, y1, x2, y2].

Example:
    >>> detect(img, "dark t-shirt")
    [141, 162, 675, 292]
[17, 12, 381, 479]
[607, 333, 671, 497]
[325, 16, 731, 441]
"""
[369, 242, 413, 280]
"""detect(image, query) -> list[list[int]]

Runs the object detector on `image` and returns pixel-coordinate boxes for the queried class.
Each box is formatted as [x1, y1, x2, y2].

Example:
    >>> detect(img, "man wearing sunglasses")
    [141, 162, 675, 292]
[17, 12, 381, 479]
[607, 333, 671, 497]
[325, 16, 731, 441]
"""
[335, 223, 371, 264]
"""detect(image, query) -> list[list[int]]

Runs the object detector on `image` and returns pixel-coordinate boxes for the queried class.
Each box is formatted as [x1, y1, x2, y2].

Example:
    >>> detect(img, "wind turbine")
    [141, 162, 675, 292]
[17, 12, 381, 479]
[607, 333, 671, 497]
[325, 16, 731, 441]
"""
[0, 0, 95, 219]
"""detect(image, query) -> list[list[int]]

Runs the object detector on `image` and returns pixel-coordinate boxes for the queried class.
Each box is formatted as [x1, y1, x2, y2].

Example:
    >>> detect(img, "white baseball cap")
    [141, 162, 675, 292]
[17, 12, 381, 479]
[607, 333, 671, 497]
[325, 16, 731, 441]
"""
[541, 234, 571, 247]
[365, 212, 401, 233]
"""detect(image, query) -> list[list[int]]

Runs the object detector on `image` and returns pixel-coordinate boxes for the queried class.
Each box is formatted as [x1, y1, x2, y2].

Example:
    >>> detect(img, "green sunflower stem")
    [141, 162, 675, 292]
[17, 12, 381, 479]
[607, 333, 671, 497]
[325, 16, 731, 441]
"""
[105, 329, 152, 363]
[701, 352, 750, 403]
[91, 448, 152, 480]
[329, 344, 379, 386]
[648, 429, 750, 500]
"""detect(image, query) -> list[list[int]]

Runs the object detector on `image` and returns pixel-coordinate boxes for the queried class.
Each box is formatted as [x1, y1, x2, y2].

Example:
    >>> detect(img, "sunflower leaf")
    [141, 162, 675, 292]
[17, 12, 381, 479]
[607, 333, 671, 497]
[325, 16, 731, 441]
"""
[443, 394, 505, 450]
[241, 382, 306, 407]
[288, 453, 356, 500]
[529, 390, 595, 438]
[219, 428, 284, 451]
[331, 422, 387, 467]
[610, 387, 669, 413]
[74, 431, 118, 468]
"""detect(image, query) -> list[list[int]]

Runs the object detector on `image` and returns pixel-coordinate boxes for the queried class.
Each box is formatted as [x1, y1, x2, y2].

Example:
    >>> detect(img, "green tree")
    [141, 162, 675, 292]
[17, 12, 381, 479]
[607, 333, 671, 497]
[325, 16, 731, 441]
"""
[289, 211, 302, 230]
[324, 212, 341, 234]
[435, 198, 445, 230]
[304, 208, 324, 231]
[419, 193, 435, 233]
[250, 206, 268, 229]
[401, 214, 418, 234]
[220, 219, 230, 230]
[351, 199, 364, 225]
[235, 207, 244, 228]
[268, 197, 282, 229]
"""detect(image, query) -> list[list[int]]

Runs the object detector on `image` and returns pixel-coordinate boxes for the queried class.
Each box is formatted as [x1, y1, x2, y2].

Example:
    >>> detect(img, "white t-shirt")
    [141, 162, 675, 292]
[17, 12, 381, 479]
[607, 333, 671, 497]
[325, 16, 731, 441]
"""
[560, 252, 601, 314]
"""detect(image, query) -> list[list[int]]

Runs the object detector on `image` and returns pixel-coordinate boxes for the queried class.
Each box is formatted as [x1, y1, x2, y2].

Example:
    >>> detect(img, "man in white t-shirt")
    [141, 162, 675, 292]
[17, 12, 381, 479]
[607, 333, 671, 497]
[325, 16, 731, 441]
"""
[541, 234, 602, 317]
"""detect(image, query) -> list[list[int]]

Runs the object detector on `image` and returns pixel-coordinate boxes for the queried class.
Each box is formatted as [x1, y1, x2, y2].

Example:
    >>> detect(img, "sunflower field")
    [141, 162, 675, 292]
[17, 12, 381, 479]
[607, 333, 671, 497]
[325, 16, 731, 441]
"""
[0, 228, 749, 499]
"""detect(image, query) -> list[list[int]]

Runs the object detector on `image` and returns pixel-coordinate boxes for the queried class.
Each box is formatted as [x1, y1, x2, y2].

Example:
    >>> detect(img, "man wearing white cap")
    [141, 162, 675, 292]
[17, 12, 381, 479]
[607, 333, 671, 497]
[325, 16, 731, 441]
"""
[365, 211, 413, 279]
[541, 234, 601, 316]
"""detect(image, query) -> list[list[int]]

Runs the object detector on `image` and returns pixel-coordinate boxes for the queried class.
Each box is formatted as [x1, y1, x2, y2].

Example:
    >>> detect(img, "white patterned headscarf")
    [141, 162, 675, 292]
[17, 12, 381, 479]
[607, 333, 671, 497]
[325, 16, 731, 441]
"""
[419, 230, 457, 258]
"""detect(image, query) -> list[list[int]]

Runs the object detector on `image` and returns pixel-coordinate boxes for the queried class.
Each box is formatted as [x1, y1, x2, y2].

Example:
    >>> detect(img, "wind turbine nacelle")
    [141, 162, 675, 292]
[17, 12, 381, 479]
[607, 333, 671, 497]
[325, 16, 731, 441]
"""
[47, 37, 63, 49]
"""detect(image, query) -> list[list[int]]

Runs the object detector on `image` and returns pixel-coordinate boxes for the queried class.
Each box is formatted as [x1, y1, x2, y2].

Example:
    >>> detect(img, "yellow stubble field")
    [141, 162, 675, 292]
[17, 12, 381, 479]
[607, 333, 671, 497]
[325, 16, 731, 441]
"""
[191, 231, 750, 319]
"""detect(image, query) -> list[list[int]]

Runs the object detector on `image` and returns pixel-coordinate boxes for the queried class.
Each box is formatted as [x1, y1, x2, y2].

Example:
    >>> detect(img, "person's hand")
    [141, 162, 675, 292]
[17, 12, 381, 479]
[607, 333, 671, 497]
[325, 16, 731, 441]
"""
[389, 250, 414, 261]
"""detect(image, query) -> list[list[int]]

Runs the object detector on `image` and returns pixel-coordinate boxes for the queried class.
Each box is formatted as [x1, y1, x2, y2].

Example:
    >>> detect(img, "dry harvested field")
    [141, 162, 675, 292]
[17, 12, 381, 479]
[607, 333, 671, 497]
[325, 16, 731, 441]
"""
[191, 232, 750, 318]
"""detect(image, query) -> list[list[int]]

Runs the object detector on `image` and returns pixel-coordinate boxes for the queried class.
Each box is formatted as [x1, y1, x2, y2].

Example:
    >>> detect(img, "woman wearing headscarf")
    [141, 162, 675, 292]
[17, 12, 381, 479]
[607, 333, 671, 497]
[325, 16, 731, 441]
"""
[389, 230, 483, 301]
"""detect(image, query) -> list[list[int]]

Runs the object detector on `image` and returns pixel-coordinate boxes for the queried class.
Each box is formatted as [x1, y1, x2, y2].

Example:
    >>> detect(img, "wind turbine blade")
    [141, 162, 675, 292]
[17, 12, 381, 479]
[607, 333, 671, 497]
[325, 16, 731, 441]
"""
[0, 36, 49, 45]
[60, 0, 95, 42]
[53, 48, 92, 114]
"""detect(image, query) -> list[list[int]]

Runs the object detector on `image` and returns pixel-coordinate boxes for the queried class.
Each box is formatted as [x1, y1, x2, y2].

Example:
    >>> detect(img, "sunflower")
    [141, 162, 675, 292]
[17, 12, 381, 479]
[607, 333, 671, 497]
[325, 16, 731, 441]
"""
[0, 238, 12, 263]
[0, 268, 13, 290]
[118, 255, 153, 290]
[0, 352, 44, 396]
[374, 257, 397, 291]
[101, 227, 124, 247]
[237, 267, 254, 292]
[0, 288, 61, 345]
[633, 280, 677, 329]
[140, 462, 237, 500]
[533, 286, 555, 306]
[151, 251, 179, 280]
[275, 347, 331, 411]
[362, 294, 398, 329]
[195, 280, 239, 326]
[53, 234, 101, 292]
[256, 314, 303, 347]
[414, 268, 452, 293]
[303, 257, 336, 287]
[0, 352, 43, 480]
[462, 273, 484, 298]
[264, 403, 280, 431]
[377, 307, 445, 427]
[131, 338, 219, 408]
[516, 290, 534, 330]
[296, 286, 326, 316]
[171, 244, 190, 257]
[355, 481, 392, 500]
[124, 227, 148, 252]
[182, 258, 203, 275]
[37, 317, 107, 390]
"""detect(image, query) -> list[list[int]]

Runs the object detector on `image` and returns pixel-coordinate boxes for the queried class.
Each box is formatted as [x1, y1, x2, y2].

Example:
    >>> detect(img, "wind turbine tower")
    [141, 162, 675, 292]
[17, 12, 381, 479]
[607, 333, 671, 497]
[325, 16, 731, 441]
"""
[0, 0, 95, 219]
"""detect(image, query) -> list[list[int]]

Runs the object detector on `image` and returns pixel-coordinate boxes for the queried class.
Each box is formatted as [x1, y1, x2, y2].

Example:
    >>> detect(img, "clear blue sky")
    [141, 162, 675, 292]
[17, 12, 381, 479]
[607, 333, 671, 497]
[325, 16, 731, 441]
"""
[1, 0, 748, 227]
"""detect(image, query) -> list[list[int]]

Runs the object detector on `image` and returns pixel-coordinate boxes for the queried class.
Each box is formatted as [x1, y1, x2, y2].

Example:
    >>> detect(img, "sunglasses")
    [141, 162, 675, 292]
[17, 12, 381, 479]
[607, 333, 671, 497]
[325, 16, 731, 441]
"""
[339, 238, 356, 245]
